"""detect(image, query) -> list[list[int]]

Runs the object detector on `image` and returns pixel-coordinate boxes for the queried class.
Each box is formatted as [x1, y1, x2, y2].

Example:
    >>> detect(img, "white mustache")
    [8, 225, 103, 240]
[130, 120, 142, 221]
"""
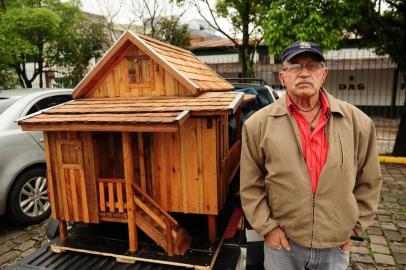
[294, 80, 315, 87]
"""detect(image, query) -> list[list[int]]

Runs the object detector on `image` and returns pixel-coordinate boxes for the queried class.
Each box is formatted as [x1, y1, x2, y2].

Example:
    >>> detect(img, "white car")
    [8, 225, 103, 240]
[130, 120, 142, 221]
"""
[0, 88, 72, 225]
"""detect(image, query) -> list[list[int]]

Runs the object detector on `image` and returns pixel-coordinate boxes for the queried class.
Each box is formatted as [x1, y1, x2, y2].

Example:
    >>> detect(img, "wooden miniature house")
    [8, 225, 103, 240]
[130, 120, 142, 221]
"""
[20, 31, 244, 256]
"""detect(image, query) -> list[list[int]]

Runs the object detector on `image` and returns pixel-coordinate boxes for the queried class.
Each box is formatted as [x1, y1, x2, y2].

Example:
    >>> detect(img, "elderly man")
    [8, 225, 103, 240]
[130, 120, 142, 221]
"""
[240, 41, 382, 270]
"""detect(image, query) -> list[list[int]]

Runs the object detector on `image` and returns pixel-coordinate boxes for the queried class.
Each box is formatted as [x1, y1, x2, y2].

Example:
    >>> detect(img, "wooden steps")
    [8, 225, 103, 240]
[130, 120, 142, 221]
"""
[132, 183, 191, 255]
[95, 178, 192, 255]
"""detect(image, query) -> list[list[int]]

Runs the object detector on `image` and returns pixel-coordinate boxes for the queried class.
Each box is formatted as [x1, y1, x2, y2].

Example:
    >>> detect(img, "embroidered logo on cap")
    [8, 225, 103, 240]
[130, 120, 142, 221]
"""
[299, 42, 311, 48]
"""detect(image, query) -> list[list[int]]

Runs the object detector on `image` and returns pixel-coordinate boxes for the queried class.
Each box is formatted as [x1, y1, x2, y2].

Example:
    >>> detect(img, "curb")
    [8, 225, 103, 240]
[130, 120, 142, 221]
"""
[379, 156, 406, 164]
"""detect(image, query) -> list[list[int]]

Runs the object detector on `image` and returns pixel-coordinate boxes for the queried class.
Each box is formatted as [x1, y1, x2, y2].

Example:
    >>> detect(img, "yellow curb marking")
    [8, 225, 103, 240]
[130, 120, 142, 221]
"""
[379, 156, 406, 164]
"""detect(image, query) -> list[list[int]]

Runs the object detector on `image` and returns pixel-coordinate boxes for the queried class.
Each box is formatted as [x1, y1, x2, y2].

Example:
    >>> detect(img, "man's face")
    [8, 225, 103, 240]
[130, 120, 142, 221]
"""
[278, 54, 328, 99]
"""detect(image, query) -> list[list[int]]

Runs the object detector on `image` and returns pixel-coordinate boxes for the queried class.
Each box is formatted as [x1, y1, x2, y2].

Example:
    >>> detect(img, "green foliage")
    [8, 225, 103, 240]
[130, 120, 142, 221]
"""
[0, 64, 19, 89]
[0, 0, 108, 88]
[155, 17, 190, 48]
[176, 0, 271, 77]
[214, 0, 271, 77]
[352, 0, 406, 156]
[215, 0, 269, 33]
[0, 7, 61, 65]
[355, 0, 406, 72]
[54, 18, 109, 87]
[262, 0, 360, 58]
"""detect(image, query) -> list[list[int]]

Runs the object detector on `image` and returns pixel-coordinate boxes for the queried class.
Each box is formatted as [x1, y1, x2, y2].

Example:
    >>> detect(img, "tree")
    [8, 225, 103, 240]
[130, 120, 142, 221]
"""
[184, 0, 270, 77]
[262, 0, 360, 57]
[0, 0, 108, 88]
[0, 6, 62, 88]
[89, 0, 127, 43]
[130, 0, 167, 37]
[0, 64, 19, 89]
[129, 0, 190, 47]
[353, 0, 406, 156]
[53, 17, 110, 87]
[155, 16, 190, 48]
[91, 0, 190, 47]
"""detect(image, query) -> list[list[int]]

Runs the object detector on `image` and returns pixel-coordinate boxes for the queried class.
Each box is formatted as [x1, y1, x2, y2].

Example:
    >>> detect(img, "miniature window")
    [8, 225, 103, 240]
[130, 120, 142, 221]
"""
[128, 57, 151, 85]
[128, 60, 136, 84]
[61, 144, 80, 164]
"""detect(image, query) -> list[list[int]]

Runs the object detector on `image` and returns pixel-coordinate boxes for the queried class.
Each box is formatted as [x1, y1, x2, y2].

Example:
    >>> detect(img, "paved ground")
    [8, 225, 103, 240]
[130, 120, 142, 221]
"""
[0, 217, 49, 269]
[348, 163, 406, 270]
[0, 163, 405, 269]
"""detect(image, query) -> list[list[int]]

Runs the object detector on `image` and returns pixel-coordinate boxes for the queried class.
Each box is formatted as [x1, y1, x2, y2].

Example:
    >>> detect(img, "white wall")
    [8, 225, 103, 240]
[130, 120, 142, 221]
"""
[326, 69, 405, 106]
[24, 63, 46, 88]
[197, 53, 259, 64]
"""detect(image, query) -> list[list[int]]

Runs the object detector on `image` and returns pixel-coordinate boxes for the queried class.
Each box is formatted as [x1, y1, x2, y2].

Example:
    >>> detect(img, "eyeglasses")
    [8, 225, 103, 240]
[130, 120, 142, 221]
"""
[283, 62, 325, 73]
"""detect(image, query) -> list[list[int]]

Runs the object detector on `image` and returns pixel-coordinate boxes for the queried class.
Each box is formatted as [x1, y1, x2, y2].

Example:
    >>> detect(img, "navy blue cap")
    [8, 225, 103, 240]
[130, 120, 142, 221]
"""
[281, 41, 325, 63]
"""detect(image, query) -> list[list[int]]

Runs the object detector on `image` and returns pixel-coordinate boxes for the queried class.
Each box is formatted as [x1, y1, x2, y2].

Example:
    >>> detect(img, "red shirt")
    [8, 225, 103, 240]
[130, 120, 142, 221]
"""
[287, 90, 330, 194]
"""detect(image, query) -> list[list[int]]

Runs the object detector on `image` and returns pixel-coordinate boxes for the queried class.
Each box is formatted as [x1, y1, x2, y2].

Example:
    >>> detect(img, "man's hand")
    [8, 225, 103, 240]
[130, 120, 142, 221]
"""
[264, 226, 291, 251]
[340, 230, 355, 252]
[340, 239, 353, 252]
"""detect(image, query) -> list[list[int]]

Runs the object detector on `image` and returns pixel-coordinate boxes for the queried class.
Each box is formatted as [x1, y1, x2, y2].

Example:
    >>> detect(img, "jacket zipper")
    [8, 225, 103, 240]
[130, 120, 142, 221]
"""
[311, 112, 332, 248]
[287, 112, 332, 248]
[311, 195, 316, 249]
[286, 115, 315, 247]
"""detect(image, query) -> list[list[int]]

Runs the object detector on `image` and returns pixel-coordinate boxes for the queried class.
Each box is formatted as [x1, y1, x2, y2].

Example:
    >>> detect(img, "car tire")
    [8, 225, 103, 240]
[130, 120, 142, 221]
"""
[7, 167, 51, 226]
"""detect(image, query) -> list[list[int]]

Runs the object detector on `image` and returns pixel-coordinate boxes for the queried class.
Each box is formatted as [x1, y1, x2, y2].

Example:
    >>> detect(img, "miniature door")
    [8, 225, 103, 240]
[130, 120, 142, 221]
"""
[54, 138, 94, 223]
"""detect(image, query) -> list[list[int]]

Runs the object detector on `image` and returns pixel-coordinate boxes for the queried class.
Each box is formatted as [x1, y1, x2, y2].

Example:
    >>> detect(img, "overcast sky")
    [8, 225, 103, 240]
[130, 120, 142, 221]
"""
[79, 0, 232, 34]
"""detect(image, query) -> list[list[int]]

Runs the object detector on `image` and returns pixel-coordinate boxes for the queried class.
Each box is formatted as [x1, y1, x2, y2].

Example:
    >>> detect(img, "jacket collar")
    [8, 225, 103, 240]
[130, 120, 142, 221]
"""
[267, 88, 344, 117]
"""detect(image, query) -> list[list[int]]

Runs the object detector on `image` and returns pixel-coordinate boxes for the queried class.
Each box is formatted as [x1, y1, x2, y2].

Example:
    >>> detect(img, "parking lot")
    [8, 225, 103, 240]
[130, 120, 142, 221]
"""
[0, 162, 405, 269]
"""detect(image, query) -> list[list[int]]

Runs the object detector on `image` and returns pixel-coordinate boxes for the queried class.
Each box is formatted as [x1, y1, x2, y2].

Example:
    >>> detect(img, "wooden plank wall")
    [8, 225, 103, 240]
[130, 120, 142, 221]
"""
[151, 132, 180, 212]
[93, 132, 124, 180]
[151, 118, 218, 215]
[131, 133, 154, 195]
[46, 131, 99, 223]
[216, 115, 229, 210]
[85, 46, 193, 98]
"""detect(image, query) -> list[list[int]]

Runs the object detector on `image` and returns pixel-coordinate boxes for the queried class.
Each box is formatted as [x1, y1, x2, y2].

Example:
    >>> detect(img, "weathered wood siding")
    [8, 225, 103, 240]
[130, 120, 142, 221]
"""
[85, 47, 193, 98]
[150, 118, 219, 215]
[216, 115, 229, 209]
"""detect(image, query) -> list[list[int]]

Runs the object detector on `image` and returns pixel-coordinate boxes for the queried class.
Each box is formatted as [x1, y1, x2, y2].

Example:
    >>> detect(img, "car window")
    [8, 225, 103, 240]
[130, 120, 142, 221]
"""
[26, 95, 72, 116]
[0, 98, 18, 115]
[272, 91, 279, 100]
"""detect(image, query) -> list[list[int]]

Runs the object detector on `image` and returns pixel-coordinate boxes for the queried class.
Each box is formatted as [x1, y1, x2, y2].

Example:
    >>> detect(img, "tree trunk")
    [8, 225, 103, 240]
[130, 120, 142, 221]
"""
[38, 64, 43, 88]
[14, 65, 25, 88]
[14, 62, 32, 88]
[38, 43, 44, 88]
[392, 72, 406, 156]
[240, 0, 253, 78]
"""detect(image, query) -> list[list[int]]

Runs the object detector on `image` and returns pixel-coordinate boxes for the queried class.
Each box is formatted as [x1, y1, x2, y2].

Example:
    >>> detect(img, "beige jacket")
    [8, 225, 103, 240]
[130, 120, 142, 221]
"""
[240, 91, 382, 248]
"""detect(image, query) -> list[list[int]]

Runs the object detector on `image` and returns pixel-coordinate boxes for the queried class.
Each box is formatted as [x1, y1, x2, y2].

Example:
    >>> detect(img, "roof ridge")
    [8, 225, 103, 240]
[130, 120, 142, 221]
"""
[135, 31, 191, 54]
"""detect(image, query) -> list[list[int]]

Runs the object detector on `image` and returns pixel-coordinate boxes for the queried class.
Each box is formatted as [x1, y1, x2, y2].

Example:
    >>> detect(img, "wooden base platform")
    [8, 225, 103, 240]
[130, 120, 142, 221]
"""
[50, 223, 224, 270]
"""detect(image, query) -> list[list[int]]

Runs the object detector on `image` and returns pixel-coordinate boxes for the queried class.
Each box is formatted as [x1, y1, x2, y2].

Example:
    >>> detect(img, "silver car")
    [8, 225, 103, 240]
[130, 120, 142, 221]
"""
[0, 89, 72, 225]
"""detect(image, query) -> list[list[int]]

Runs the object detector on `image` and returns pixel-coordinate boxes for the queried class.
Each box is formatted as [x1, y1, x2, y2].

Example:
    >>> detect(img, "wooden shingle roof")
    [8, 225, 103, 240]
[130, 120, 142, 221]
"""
[20, 111, 189, 132]
[138, 35, 233, 92]
[72, 31, 234, 99]
[20, 92, 244, 132]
